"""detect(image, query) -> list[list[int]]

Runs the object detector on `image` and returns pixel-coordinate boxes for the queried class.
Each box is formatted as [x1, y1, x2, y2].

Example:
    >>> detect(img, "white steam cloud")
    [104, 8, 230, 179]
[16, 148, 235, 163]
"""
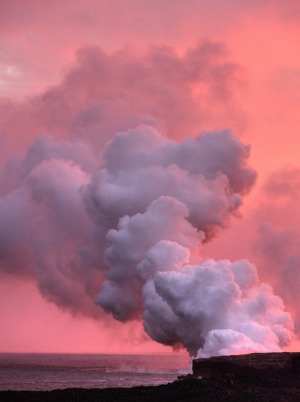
[90, 126, 293, 356]
[0, 43, 295, 357]
[0, 124, 294, 357]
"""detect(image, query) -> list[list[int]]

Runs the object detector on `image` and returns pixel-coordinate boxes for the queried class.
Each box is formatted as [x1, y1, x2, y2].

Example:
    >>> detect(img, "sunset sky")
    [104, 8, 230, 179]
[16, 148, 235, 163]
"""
[1, 0, 300, 354]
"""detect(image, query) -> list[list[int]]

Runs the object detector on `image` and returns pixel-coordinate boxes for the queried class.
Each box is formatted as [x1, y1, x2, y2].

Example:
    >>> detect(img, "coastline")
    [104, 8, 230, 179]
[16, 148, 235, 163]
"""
[1, 375, 299, 402]
[2, 353, 300, 401]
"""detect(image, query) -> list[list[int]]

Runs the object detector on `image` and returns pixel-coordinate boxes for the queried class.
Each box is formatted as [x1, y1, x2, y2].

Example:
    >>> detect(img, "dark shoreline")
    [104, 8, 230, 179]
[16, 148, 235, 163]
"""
[1, 376, 299, 402]
[2, 352, 300, 401]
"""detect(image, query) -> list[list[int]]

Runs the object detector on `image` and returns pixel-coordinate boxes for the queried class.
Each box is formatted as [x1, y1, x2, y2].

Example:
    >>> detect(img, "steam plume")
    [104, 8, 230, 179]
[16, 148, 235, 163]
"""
[0, 44, 295, 357]
[89, 127, 293, 356]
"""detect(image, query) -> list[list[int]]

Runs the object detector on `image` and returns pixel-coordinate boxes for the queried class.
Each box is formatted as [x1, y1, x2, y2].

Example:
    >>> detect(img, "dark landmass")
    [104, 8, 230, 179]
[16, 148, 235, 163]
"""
[2, 352, 300, 401]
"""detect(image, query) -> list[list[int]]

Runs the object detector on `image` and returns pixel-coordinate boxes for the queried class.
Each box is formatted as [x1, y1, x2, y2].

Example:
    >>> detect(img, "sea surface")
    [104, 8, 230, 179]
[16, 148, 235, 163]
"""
[0, 353, 191, 391]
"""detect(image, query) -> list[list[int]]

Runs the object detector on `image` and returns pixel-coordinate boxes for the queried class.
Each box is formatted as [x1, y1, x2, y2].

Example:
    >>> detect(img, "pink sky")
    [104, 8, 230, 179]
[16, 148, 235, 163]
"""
[1, 0, 300, 354]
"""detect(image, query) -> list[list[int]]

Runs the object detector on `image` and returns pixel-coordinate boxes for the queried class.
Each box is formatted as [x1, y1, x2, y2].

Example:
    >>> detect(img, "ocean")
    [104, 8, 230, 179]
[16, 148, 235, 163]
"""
[0, 353, 191, 391]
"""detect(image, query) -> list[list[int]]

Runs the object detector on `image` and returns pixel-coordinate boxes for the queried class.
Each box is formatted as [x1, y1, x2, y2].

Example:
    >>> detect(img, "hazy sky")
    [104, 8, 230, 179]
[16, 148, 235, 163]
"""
[1, 0, 300, 354]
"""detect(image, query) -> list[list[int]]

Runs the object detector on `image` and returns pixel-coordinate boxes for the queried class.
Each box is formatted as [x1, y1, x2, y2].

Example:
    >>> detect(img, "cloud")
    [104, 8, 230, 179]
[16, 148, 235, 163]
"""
[253, 167, 300, 333]
[0, 41, 244, 167]
[141, 258, 293, 356]
[0, 39, 296, 357]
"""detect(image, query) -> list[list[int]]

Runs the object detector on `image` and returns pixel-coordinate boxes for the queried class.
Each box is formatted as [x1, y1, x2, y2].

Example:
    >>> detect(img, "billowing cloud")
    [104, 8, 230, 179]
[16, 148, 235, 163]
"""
[0, 24, 298, 356]
[87, 128, 293, 356]
[143, 261, 292, 357]
[5, 114, 291, 356]
[0, 41, 244, 167]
